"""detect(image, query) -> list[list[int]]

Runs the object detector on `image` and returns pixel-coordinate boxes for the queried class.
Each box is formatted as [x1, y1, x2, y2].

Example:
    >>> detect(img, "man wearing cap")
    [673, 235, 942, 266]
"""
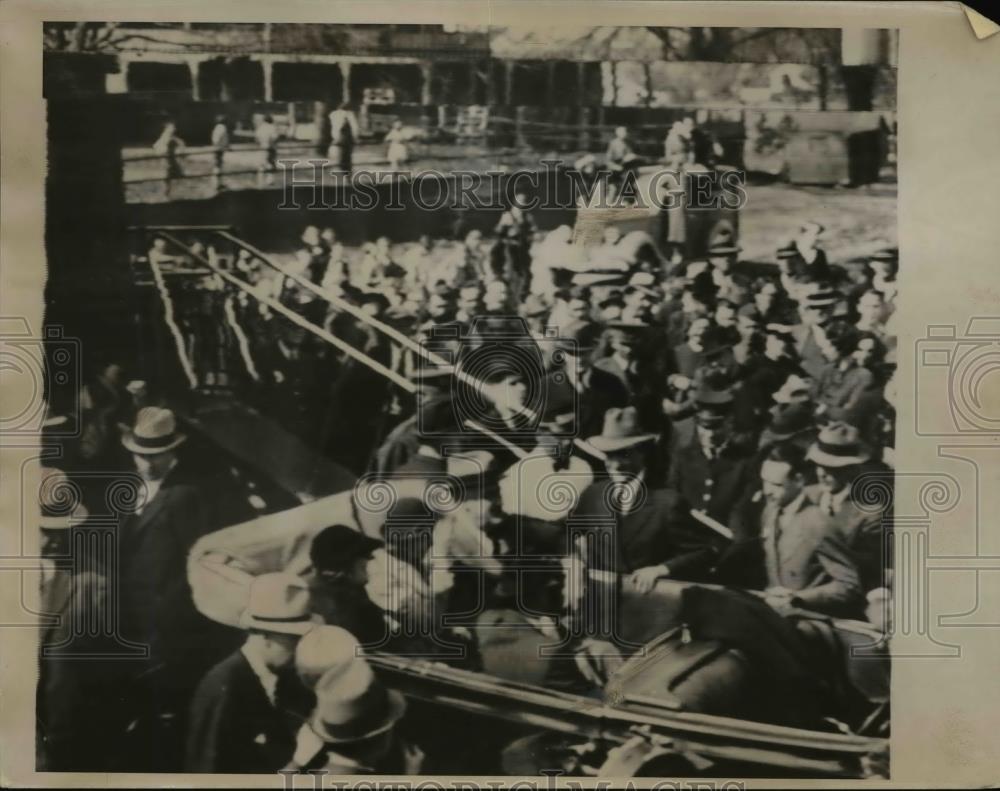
[794, 221, 833, 281]
[805, 423, 888, 594]
[575, 407, 716, 589]
[706, 233, 750, 304]
[790, 286, 842, 380]
[667, 387, 758, 534]
[308, 525, 389, 648]
[186, 573, 319, 773]
[864, 247, 898, 310]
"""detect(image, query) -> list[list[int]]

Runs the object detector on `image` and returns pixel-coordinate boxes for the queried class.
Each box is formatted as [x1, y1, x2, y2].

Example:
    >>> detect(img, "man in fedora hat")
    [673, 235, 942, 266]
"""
[116, 407, 234, 769]
[186, 573, 320, 773]
[757, 400, 818, 455]
[575, 407, 715, 590]
[805, 422, 888, 593]
[284, 655, 416, 774]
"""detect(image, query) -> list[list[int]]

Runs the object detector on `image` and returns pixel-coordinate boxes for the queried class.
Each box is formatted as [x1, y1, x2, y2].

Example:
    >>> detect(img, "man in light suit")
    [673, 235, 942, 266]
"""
[758, 443, 863, 618]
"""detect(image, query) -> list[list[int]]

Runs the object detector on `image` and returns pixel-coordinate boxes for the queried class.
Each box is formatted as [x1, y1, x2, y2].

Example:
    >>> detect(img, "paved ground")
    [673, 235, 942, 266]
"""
[125, 142, 896, 266]
[739, 181, 896, 264]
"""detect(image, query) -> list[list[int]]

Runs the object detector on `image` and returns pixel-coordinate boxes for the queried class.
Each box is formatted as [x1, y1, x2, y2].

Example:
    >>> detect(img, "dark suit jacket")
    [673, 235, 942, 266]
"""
[118, 467, 233, 696]
[737, 355, 804, 421]
[667, 439, 758, 531]
[813, 361, 883, 438]
[37, 568, 118, 771]
[544, 369, 630, 442]
[573, 484, 715, 577]
[185, 650, 303, 773]
[309, 574, 388, 648]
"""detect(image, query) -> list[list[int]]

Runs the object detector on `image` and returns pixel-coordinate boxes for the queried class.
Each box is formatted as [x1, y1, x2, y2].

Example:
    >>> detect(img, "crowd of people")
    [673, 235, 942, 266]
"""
[38, 138, 898, 775]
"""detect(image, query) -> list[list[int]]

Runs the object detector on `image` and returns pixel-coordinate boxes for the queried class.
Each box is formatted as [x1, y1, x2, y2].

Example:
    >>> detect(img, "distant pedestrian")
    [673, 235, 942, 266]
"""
[328, 102, 360, 173]
[256, 114, 280, 187]
[210, 115, 230, 192]
[385, 120, 408, 170]
[153, 120, 185, 199]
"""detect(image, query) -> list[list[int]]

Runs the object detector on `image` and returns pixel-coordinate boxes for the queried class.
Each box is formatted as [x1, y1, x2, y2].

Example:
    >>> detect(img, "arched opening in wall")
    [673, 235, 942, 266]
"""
[199, 57, 265, 101]
[509, 60, 548, 106]
[126, 61, 193, 97]
[272, 61, 344, 103]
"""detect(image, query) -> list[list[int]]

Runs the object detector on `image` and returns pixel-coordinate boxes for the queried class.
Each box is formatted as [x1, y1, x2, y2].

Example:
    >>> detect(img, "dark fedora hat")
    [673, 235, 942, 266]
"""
[586, 406, 657, 453]
[762, 402, 816, 443]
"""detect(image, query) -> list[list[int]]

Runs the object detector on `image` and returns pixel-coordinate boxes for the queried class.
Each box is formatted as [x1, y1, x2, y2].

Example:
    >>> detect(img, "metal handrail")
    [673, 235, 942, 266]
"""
[150, 230, 417, 392]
